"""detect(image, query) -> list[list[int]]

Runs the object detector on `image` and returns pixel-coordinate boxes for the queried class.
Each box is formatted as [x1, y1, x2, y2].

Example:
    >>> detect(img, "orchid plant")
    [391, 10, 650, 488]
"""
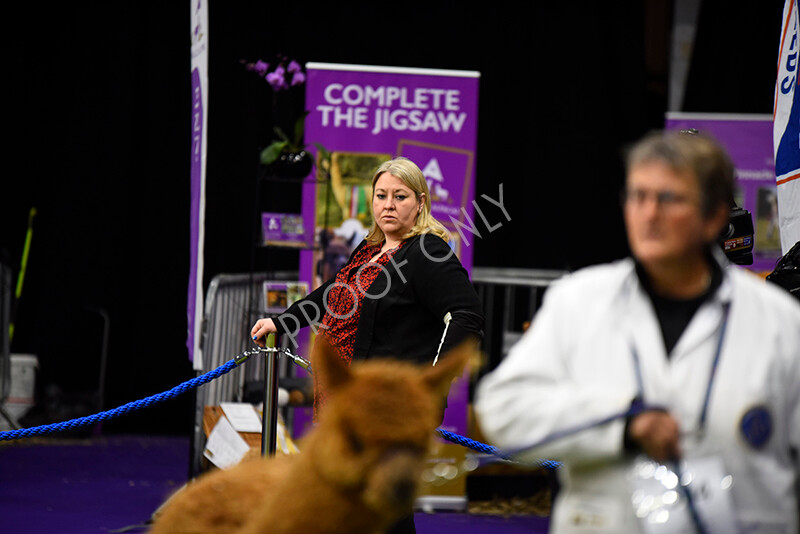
[244, 57, 306, 91]
[241, 56, 327, 169]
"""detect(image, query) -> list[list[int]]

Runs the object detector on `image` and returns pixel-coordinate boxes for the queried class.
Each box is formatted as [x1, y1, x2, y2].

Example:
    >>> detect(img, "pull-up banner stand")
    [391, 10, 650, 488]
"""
[301, 63, 481, 511]
[188, 1, 208, 369]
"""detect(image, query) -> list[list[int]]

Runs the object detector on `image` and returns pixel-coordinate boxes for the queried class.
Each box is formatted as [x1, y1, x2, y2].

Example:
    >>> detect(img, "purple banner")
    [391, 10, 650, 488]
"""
[303, 63, 480, 275]
[188, 1, 208, 368]
[665, 113, 783, 275]
[295, 63, 481, 443]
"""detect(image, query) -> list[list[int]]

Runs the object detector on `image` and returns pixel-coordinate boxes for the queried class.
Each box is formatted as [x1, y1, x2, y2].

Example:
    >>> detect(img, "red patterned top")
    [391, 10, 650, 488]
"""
[315, 240, 405, 416]
[320, 240, 405, 364]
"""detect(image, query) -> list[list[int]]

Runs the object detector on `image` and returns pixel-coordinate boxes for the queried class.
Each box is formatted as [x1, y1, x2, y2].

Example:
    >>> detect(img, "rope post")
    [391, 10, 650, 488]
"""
[261, 334, 279, 457]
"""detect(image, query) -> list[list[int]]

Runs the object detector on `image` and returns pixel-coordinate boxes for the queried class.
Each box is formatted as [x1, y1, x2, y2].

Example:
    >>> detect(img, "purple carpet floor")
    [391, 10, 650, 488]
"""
[0, 434, 550, 533]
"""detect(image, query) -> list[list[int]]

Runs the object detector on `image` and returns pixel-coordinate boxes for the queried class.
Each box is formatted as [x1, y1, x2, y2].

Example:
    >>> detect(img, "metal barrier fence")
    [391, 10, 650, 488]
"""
[190, 271, 299, 476]
[471, 267, 566, 379]
[189, 267, 567, 475]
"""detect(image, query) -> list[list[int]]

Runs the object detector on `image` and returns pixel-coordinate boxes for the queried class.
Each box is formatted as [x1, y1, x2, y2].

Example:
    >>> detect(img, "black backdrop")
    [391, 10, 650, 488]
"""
[1, 1, 783, 434]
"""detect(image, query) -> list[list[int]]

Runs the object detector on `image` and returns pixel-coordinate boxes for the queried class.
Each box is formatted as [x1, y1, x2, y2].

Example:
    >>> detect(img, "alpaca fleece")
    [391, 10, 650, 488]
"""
[149, 337, 473, 534]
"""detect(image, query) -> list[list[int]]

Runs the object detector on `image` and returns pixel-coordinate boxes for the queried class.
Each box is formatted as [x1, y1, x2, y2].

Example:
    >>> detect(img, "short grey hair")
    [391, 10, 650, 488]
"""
[625, 130, 735, 218]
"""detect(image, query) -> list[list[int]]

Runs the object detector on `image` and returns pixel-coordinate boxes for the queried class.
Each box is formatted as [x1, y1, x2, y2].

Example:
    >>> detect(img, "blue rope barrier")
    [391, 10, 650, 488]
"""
[436, 428, 561, 470]
[0, 352, 559, 471]
[0, 359, 238, 442]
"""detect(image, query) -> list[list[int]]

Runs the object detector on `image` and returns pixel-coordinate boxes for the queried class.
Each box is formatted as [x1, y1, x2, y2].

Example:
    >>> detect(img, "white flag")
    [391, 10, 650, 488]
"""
[774, 0, 800, 254]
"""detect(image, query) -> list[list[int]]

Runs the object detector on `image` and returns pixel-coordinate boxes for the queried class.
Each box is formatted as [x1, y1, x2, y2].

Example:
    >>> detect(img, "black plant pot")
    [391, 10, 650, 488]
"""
[271, 150, 313, 179]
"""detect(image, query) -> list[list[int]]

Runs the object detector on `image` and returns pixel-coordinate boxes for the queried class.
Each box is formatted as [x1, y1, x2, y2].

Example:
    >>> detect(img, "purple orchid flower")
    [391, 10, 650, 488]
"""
[243, 57, 305, 91]
[266, 65, 288, 91]
[253, 60, 269, 76]
[290, 71, 306, 87]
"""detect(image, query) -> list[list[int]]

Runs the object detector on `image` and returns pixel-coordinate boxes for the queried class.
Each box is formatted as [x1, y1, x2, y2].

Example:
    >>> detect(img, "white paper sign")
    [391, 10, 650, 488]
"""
[203, 415, 251, 469]
[220, 402, 263, 433]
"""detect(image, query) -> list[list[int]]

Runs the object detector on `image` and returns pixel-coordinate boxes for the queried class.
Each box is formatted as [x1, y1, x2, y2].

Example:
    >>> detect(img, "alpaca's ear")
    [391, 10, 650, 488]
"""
[311, 335, 351, 392]
[423, 337, 478, 398]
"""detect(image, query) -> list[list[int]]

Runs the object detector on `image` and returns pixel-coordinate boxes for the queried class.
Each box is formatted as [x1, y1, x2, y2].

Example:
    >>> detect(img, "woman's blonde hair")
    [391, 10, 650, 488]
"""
[365, 157, 451, 246]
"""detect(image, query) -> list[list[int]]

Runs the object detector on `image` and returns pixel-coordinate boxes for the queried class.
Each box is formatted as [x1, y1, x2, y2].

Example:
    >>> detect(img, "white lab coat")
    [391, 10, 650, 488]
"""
[474, 254, 800, 533]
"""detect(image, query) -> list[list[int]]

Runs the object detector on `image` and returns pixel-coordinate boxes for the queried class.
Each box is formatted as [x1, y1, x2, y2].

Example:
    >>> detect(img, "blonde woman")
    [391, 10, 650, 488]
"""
[253, 155, 482, 364]
[252, 156, 483, 533]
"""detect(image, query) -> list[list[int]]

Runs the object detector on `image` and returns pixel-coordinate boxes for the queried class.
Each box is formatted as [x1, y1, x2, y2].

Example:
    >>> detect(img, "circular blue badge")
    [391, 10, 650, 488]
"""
[740, 406, 772, 449]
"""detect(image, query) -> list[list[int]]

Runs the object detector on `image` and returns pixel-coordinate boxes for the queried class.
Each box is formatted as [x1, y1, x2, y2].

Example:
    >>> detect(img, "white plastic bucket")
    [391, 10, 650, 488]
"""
[3, 353, 38, 421]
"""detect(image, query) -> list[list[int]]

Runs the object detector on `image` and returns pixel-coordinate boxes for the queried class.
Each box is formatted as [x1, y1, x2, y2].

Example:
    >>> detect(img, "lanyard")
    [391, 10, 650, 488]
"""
[631, 303, 731, 436]
[631, 303, 731, 534]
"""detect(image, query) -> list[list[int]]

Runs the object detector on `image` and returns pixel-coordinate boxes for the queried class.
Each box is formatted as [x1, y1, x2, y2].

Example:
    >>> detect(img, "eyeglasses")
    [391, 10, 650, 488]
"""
[622, 188, 698, 209]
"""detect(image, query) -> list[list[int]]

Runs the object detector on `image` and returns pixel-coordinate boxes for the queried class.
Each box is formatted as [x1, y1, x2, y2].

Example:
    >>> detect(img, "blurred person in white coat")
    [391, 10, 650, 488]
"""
[474, 130, 800, 533]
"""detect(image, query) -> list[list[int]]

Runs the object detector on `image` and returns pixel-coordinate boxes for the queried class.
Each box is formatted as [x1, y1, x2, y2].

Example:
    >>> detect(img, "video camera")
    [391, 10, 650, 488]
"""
[719, 204, 754, 265]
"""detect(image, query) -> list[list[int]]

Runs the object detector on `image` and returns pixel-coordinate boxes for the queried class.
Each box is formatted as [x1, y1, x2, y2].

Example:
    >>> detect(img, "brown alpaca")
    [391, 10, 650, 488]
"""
[149, 337, 474, 534]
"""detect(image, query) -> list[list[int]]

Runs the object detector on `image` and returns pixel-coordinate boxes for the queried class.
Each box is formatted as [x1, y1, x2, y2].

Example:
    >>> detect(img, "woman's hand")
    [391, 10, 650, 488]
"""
[251, 318, 277, 347]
